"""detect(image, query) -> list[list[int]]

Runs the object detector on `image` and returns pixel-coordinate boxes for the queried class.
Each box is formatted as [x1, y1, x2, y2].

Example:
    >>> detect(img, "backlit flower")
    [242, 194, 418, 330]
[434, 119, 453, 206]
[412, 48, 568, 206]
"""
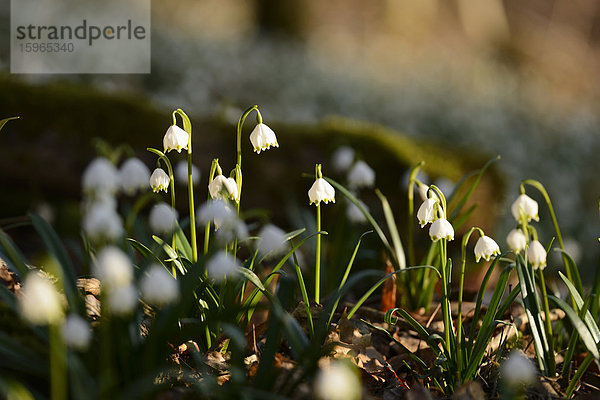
[257, 224, 288, 259]
[506, 229, 527, 253]
[93, 246, 133, 289]
[314, 361, 361, 400]
[82, 203, 124, 242]
[429, 218, 454, 242]
[163, 125, 189, 153]
[308, 178, 335, 205]
[208, 175, 239, 202]
[249, 123, 279, 153]
[474, 235, 500, 262]
[107, 284, 138, 315]
[206, 251, 240, 282]
[149, 203, 178, 234]
[528, 240, 547, 270]
[150, 168, 170, 193]
[511, 194, 539, 223]
[175, 160, 200, 186]
[417, 197, 438, 227]
[197, 199, 236, 229]
[82, 157, 119, 195]
[19, 272, 64, 325]
[347, 160, 375, 188]
[140, 264, 179, 306]
[61, 314, 92, 350]
[119, 158, 150, 195]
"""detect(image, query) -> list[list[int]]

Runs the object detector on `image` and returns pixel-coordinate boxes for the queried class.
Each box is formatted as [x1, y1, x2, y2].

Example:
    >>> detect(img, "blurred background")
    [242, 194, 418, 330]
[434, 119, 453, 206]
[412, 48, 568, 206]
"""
[1, 0, 600, 276]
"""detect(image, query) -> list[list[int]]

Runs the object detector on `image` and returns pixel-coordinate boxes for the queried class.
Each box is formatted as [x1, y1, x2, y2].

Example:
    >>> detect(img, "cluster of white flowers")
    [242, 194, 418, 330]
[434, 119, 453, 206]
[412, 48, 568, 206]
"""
[507, 194, 547, 270]
[197, 199, 248, 243]
[208, 174, 239, 203]
[93, 246, 137, 315]
[416, 190, 454, 242]
[206, 251, 241, 282]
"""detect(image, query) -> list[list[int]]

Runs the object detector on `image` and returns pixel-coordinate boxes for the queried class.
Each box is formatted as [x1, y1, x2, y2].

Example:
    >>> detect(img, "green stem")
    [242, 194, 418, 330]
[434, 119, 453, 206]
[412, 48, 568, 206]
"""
[315, 203, 321, 304]
[124, 192, 154, 235]
[407, 162, 424, 267]
[457, 227, 477, 375]
[538, 268, 556, 375]
[204, 160, 219, 256]
[440, 239, 452, 359]
[236, 105, 258, 170]
[49, 323, 66, 400]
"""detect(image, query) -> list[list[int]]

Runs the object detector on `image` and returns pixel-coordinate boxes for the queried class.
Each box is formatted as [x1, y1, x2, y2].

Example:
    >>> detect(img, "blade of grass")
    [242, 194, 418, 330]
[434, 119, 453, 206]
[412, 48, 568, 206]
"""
[449, 156, 500, 221]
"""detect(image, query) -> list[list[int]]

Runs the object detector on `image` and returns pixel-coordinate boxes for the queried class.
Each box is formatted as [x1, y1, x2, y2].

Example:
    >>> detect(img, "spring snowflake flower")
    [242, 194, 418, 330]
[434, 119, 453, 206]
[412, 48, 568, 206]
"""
[149, 203, 178, 234]
[82, 157, 119, 195]
[19, 272, 64, 325]
[429, 218, 454, 242]
[474, 235, 500, 262]
[119, 158, 150, 195]
[163, 125, 189, 153]
[140, 264, 179, 306]
[208, 175, 239, 202]
[107, 284, 138, 315]
[506, 229, 527, 253]
[61, 314, 92, 350]
[206, 251, 240, 282]
[197, 199, 236, 229]
[417, 182, 430, 201]
[511, 194, 539, 223]
[417, 197, 438, 227]
[93, 246, 133, 289]
[175, 160, 200, 186]
[150, 168, 170, 193]
[308, 178, 335, 205]
[82, 203, 124, 242]
[314, 361, 361, 400]
[527, 240, 547, 270]
[249, 123, 279, 153]
[257, 224, 288, 259]
[501, 351, 536, 388]
[331, 146, 355, 172]
[347, 160, 375, 188]
[346, 199, 368, 224]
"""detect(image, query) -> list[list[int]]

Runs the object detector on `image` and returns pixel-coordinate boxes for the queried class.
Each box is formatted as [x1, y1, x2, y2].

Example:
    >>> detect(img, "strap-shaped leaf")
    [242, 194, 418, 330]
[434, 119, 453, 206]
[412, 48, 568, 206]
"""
[558, 271, 600, 343]
[0, 116, 19, 133]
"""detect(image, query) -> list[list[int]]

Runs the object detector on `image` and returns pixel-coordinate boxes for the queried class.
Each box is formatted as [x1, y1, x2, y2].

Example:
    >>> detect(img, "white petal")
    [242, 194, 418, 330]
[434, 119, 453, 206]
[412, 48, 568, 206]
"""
[308, 178, 336, 206]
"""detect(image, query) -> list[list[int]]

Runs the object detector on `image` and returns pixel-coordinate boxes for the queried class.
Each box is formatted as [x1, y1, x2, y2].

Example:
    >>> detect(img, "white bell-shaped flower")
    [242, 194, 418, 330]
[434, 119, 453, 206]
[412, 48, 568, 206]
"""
[257, 224, 288, 259]
[506, 229, 527, 253]
[417, 182, 430, 202]
[82, 203, 124, 242]
[429, 218, 454, 242]
[501, 351, 536, 389]
[249, 123, 279, 154]
[206, 251, 240, 282]
[140, 264, 179, 306]
[107, 284, 138, 315]
[208, 175, 239, 203]
[93, 246, 133, 289]
[61, 314, 92, 350]
[175, 160, 200, 186]
[511, 194, 539, 223]
[308, 178, 336, 206]
[119, 158, 150, 195]
[417, 197, 438, 228]
[163, 125, 189, 153]
[314, 361, 361, 400]
[527, 240, 547, 270]
[82, 157, 119, 195]
[332, 146, 355, 172]
[150, 168, 170, 193]
[474, 235, 500, 262]
[347, 160, 375, 188]
[149, 203, 178, 234]
[197, 199, 237, 230]
[19, 272, 64, 325]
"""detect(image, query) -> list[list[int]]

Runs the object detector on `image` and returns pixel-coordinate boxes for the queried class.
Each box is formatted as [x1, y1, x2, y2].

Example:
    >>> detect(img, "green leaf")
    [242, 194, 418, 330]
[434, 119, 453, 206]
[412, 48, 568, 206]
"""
[375, 189, 406, 269]
[385, 308, 443, 357]
[0, 230, 29, 278]
[152, 235, 186, 275]
[449, 155, 499, 221]
[558, 271, 600, 343]
[0, 116, 19, 133]
[173, 226, 193, 261]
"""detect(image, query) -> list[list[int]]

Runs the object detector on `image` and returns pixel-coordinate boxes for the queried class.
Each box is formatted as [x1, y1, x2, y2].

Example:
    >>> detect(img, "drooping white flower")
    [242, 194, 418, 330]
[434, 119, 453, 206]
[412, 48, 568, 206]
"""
[197, 199, 237, 230]
[82, 203, 124, 242]
[257, 224, 288, 259]
[93, 246, 133, 289]
[347, 160, 375, 188]
[119, 158, 151, 195]
[314, 361, 361, 400]
[150, 168, 170, 193]
[175, 160, 200, 186]
[82, 157, 119, 195]
[429, 218, 454, 242]
[416, 182, 430, 201]
[511, 194, 539, 223]
[346, 199, 368, 224]
[19, 272, 64, 325]
[107, 284, 138, 315]
[506, 229, 527, 253]
[149, 203, 178, 234]
[206, 251, 240, 282]
[528, 240, 547, 270]
[61, 314, 92, 350]
[249, 123, 279, 154]
[474, 235, 500, 262]
[163, 125, 189, 153]
[501, 351, 536, 388]
[308, 178, 336, 206]
[140, 264, 179, 306]
[417, 197, 439, 227]
[208, 175, 239, 203]
[332, 146, 355, 172]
